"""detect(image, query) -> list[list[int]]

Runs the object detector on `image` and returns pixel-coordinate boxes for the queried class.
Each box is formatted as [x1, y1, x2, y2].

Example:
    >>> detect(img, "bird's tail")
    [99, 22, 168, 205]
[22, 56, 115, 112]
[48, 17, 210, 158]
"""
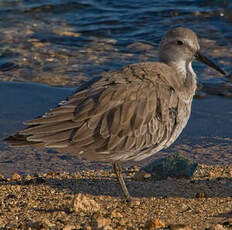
[3, 133, 44, 147]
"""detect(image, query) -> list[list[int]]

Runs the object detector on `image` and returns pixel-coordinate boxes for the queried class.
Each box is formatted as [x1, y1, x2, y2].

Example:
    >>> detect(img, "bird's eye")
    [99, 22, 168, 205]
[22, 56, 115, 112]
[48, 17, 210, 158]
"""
[177, 40, 183, 45]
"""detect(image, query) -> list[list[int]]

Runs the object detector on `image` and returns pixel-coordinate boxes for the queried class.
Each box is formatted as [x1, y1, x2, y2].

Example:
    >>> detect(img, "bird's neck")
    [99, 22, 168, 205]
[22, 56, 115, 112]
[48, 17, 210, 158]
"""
[167, 60, 197, 101]
[168, 60, 196, 80]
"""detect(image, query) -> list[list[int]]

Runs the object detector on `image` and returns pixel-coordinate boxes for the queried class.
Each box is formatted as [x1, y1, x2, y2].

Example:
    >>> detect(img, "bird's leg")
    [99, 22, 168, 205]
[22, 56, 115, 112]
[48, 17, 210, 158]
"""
[113, 161, 131, 202]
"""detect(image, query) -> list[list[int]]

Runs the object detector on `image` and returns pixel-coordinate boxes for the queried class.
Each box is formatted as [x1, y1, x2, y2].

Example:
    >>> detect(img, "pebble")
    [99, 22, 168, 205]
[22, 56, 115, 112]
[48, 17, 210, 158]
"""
[132, 200, 141, 206]
[23, 174, 32, 181]
[111, 209, 123, 218]
[11, 185, 21, 192]
[63, 224, 76, 230]
[129, 165, 140, 172]
[46, 171, 57, 177]
[206, 224, 226, 230]
[25, 220, 48, 229]
[71, 193, 100, 213]
[145, 218, 166, 229]
[143, 154, 198, 180]
[0, 174, 6, 181]
[11, 173, 21, 181]
[96, 216, 112, 228]
[195, 192, 207, 198]
[168, 224, 192, 230]
[134, 170, 152, 181]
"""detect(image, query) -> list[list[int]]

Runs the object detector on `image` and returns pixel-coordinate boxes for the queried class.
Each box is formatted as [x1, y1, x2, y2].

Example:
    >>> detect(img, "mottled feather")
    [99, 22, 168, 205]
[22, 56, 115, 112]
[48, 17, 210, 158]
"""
[5, 61, 197, 162]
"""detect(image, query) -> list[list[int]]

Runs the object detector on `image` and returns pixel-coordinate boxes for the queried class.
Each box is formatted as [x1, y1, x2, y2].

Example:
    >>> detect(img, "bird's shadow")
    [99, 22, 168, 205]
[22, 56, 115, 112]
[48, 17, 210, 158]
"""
[3, 174, 232, 199]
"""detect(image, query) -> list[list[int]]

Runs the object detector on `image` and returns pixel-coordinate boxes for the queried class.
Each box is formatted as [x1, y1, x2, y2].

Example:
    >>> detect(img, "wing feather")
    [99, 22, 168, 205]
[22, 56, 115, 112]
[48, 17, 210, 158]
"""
[24, 113, 75, 125]
[20, 120, 83, 135]
[6, 62, 187, 163]
[72, 123, 93, 141]
[27, 129, 73, 142]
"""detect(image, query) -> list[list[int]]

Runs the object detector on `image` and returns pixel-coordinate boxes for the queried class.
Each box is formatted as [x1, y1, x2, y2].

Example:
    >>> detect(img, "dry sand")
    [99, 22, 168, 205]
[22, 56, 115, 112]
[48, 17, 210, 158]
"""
[0, 164, 232, 229]
[0, 83, 231, 229]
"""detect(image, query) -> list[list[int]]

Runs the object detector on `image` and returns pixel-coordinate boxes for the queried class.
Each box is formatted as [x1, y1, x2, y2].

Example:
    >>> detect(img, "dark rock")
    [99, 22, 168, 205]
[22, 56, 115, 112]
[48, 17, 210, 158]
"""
[142, 154, 198, 180]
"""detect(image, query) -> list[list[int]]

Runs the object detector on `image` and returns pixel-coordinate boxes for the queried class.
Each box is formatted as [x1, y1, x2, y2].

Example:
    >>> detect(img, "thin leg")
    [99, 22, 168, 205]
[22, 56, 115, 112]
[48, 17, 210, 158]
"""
[113, 162, 131, 202]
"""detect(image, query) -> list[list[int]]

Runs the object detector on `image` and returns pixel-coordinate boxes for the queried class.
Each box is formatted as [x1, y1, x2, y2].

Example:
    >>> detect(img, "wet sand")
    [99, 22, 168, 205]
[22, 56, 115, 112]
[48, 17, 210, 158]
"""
[0, 81, 231, 176]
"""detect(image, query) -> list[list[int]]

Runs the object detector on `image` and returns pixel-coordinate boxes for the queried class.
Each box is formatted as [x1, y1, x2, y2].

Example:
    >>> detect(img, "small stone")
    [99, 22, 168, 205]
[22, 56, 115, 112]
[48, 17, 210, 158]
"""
[11, 185, 21, 192]
[195, 192, 206, 198]
[6, 193, 17, 200]
[119, 218, 127, 226]
[43, 219, 56, 228]
[25, 220, 47, 229]
[85, 226, 92, 230]
[72, 193, 100, 213]
[168, 224, 192, 230]
[145, 218, 166, 229]
[103, 227, 113, 230]
[130, 165, 140, 172]
[12, 173, 21, 181]
[23, 174, 32, 181]
[132, 200, 141, 206]
[0, 174, 6, 181]
[111, 209, 123, 218]
[96, 216, 111, 228]
[46, 171, 57, 177]
[143, 154, 198, 180]
[134, 170, 151, 181]
[206, 224, 226, 230]
[63, 225, 76, 230]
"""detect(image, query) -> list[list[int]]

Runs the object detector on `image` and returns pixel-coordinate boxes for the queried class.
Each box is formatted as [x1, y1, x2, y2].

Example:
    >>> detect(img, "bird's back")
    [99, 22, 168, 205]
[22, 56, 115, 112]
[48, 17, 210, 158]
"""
[5, 62, 196, 162]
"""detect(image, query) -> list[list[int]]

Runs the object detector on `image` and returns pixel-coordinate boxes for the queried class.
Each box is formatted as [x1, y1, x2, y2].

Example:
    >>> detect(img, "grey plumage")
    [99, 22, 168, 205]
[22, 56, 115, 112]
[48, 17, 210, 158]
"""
[6, 62, 194, 161]
[4, 27, 225, 200]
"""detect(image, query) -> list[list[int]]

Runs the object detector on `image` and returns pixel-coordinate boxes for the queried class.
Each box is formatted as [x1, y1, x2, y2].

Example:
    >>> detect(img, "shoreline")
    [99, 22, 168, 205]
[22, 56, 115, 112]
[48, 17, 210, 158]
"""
[1, 164, 232, 229]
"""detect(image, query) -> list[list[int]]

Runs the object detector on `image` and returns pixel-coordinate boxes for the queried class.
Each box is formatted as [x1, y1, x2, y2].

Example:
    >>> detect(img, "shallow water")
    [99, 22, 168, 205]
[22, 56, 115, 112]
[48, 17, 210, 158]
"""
[0, 0, 232, 175]
[0, 0, 231, 85]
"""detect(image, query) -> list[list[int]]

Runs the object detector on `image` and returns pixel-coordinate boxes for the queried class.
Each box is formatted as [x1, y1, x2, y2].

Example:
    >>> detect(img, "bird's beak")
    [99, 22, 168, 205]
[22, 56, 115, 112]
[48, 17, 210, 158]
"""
[195, 51, 226, 76]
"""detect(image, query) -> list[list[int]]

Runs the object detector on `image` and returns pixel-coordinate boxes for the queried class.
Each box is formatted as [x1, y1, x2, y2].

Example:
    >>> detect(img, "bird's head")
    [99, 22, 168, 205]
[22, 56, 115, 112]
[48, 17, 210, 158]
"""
[158, 27, 225, 76]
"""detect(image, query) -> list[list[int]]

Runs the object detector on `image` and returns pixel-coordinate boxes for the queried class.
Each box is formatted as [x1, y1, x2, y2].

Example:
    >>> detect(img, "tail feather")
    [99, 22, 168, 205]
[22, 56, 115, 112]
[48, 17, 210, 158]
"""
[3, 133, 44, 147]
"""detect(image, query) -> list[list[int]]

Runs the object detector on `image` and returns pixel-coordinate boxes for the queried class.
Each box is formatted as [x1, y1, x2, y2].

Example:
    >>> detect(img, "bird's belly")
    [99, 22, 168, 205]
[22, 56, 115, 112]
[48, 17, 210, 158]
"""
[131, 101, 192, 162]
[76, 100, 193, 163]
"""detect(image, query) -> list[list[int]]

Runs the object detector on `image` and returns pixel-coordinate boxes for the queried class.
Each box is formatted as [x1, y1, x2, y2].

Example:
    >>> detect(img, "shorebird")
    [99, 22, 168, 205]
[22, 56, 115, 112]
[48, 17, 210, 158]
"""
[4, 27, 225, 201]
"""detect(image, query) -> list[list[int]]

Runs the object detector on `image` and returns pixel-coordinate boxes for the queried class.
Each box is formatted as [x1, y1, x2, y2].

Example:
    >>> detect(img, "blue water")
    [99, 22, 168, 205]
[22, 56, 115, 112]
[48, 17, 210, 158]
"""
[0, 0, 231, 82]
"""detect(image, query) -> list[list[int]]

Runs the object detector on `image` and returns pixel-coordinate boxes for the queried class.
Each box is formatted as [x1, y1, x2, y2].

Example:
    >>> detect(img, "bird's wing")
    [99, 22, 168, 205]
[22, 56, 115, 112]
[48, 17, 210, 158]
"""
[5, 63, 181, 160]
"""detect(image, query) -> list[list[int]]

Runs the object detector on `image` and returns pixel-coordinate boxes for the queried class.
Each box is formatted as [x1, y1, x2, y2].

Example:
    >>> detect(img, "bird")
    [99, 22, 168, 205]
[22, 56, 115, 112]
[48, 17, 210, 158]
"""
[4, 27, 225, 201]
